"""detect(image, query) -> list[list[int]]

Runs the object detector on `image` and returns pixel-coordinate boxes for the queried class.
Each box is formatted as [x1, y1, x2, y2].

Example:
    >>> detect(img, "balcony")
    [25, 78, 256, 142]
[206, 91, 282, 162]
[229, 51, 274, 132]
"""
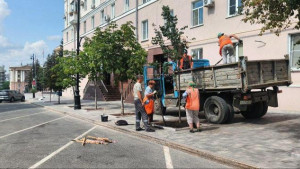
[69, 11, 78, 25]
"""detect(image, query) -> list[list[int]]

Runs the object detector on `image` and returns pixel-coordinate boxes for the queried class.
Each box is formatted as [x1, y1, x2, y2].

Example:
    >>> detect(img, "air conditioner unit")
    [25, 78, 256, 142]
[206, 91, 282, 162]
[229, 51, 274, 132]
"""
[91, 4, 95, 9]
[104, 15, 110, 22]
[204, 0, 214, 7]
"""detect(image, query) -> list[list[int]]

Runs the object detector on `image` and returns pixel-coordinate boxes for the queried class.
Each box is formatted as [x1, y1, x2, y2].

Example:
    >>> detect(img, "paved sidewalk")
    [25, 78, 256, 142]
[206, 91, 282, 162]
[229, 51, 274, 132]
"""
[25, 93, 300, 168]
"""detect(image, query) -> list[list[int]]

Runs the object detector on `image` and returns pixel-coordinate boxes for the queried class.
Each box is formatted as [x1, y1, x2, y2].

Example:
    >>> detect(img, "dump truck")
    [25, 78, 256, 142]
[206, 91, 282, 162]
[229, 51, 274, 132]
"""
[144, 56, 292, 124]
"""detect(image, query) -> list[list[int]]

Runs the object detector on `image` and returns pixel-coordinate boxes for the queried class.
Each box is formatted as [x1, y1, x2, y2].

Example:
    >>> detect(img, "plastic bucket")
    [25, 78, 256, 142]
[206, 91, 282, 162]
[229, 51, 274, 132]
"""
[101, 115, 108, 122]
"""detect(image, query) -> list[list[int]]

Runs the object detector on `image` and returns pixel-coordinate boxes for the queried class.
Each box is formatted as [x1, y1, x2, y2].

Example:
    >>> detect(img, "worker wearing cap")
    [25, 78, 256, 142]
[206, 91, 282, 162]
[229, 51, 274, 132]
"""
[217, 33, 242, 64]
[182, 81, 201, 133]
[143, 80, 157, 124]
[179, 49, 193, 70]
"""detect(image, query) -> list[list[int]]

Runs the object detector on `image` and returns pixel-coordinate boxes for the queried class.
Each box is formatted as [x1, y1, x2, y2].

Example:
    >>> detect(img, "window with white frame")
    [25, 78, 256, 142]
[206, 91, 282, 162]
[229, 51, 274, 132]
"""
[290, 34, 300, 70]
[192, 0, 204, 26]
[228, 0, 242, 16]
[84, 21, 87, 33]
[143, 0, 150, 4]
[71, 28, 74, 40]
[111, 3, 115, 18]
[142, 20, 148, 41]
[84, 0, 87, 11]
[66, 32, 69, 42]
[101, 10, 105, 24]
[92, 0, 95, 6]
[91, 16, 95, 29]
[124, 0, 129, 12]
[191, 48, 203, 60]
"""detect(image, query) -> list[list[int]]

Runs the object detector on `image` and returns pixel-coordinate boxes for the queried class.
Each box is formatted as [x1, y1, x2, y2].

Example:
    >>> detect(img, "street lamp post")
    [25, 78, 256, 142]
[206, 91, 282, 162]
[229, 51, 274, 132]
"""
[30, 54, 35, 98]
[74, 0, 81, 109]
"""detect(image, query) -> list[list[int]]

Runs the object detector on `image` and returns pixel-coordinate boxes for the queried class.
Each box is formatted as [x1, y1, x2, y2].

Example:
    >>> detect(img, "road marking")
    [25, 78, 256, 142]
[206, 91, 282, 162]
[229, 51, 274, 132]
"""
[0, 116, 66, 139]
[163, 146, 174, 169]
[0, 111, 47, 123]
[28, 126, 97, 169]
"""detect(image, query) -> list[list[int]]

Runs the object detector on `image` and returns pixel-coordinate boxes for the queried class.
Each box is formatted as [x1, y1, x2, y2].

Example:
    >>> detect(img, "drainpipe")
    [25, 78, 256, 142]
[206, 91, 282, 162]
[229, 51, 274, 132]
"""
[135, 0, 139, 41]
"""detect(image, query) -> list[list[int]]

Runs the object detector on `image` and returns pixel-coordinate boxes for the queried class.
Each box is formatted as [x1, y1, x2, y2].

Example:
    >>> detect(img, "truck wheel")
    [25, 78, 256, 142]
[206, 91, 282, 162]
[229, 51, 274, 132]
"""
[225, 103, 235, 123]
[204, 96, 229, 124]
[21, 97, 25, 102]
[241, 101, 268, 119]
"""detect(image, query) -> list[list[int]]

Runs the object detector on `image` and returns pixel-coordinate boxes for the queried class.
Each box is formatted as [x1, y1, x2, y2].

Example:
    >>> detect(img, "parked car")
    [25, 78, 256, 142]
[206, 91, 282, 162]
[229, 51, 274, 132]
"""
[0, 90, 25, 103]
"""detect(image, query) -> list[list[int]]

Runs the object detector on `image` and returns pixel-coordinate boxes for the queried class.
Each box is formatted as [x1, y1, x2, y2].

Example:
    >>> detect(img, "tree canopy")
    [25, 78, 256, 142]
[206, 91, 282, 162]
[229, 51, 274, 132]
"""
[242, 0, 300, 35]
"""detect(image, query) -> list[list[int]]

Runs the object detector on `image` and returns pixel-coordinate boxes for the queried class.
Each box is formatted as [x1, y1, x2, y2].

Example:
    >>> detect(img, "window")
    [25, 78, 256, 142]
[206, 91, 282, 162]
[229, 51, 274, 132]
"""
[290, 34, 300, 70]
[66, 32, 69, 42]
[228, 0, 242, 16]
[142, 20, 148, 41]
[92, 0, 95, 6]
[191, 48, 203, 60]
[84, 0, 87, 11]
[84, 21, 87, 33]
[71, 28, 74, 40]
[143, 0, 150, 3]
[101, 10, 105, 24]
[91, 16, 95, 29]
[192, 0, 204, 26]
[111, 3, 115, 19]
[124, 0, 129, 12]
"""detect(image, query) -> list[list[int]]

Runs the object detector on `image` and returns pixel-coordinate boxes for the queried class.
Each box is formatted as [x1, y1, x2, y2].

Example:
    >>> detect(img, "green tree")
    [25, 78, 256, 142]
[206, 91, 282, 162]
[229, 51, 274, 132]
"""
[151, 5, 189, 122]
[78, 35, 104, 109]
[152, 5, 189, 65]
[88, 22, 147, 114]
[242, 0, 300, 35]
[0, 81, 9, 90]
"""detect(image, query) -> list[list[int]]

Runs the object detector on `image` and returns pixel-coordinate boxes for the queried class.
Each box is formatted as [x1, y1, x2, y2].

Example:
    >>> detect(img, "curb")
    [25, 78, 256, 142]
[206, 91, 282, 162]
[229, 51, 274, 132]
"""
[30, 102, 259, 169]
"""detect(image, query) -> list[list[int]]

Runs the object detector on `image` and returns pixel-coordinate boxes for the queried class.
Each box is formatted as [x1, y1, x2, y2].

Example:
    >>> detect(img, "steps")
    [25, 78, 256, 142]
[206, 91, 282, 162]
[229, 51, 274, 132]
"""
[99, 85, 121, 101]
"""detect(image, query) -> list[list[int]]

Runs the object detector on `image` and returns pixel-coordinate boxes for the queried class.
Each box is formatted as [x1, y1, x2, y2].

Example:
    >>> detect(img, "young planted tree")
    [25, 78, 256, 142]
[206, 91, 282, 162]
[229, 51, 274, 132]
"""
[242, 0, 300, 35]
[151, 5, 189, 122]
[101, 22, 147, 115]
[78, 34, 105, 110]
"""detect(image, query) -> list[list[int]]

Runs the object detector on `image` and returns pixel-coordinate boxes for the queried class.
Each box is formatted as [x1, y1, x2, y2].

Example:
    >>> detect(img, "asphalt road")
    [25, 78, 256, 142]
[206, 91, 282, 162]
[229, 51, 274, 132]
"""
[0, 102, 229, 168]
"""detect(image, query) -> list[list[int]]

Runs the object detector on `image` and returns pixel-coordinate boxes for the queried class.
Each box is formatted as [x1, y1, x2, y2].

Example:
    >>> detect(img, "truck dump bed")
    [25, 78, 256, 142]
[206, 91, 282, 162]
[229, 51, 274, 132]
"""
[176, 56, 292, 92]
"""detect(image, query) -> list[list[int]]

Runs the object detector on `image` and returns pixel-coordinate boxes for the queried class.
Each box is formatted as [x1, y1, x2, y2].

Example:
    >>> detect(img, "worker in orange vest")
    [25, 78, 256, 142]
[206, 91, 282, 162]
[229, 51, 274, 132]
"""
[218, 33, 242, 64]
[143, 80, 157, 124]
[179, 49, 193, 70]
[182, 81, 201, 133]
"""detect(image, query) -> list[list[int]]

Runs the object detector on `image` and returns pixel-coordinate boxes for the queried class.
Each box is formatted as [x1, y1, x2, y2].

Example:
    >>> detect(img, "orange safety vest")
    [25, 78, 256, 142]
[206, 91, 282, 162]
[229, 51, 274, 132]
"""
[143, 97, 154, 115]
[180, 55, 193, 69]
[219, 35, 233, 55]
[185, 87, 200, 111]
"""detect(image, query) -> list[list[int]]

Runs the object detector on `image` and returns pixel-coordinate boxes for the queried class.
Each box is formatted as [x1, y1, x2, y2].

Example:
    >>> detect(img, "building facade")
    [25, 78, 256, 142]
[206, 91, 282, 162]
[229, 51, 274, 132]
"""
[9, 66, 31, 93]
[63, 0, 300, 111]
[0, 66, 5, 89]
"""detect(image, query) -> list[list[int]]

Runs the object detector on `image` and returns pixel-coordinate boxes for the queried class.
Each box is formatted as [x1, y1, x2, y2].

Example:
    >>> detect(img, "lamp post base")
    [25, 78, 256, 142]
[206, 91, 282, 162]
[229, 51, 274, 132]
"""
[74, 94, 81, 110]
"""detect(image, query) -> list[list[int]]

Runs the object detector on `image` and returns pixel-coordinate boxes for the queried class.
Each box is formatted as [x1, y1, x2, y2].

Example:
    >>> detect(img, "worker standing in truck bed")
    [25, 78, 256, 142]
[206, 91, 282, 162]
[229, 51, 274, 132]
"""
[218, 33, 242, 64]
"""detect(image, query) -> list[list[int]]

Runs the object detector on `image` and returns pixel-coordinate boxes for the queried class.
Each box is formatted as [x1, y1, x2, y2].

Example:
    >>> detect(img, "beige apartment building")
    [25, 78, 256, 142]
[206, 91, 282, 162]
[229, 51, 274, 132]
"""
[62, 0, 300, 111]
[9, 65, 31, 93]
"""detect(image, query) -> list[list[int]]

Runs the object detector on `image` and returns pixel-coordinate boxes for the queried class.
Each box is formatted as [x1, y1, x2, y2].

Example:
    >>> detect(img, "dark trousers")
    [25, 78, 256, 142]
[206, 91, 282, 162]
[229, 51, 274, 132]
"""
[134, 99, 149, 129]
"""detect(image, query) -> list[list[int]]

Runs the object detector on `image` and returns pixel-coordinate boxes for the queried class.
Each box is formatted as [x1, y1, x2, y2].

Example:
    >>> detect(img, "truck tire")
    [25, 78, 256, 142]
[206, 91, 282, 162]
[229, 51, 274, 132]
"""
[204, 96, 229, 124]
[241, 101, 268, 119]
[10, 97, 15, 103]
[21, 97, 25, 102]
[225, 103, 235, 123]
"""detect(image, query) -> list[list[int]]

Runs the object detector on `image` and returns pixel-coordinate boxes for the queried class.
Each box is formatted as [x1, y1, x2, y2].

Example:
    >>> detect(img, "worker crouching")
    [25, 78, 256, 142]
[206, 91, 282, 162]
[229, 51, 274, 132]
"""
[183, 82, 201, 133]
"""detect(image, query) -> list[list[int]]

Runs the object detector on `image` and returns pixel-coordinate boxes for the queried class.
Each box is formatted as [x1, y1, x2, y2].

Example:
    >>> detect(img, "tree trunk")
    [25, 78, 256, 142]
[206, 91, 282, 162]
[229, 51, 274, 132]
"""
[121, 82, 124, 115]
[94, 80, 98, 110]
[50, 89, 52, 103]
[58, 95, 61, 104]
[177, 62, 181, 123]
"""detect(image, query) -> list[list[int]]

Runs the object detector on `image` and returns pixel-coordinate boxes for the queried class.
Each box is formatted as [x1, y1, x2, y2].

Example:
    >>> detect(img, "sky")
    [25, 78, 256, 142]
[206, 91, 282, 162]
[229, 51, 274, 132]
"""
[0, 0, 64, 72]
